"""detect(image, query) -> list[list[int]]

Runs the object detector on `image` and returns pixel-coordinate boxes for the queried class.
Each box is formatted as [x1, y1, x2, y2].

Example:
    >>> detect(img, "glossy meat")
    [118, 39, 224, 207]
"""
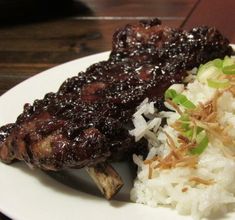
[0, 19, 232, 170]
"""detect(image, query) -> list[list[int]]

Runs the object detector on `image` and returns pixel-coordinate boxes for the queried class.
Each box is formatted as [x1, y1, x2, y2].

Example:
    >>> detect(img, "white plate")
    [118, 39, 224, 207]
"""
[0, 52, 234, 220]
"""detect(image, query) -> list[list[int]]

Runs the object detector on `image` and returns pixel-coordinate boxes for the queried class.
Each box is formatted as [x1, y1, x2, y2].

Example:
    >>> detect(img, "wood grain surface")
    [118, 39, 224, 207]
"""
[182, 0, 235, 42]
[0, 0, 234, 219]
[0, 0, 196, 95]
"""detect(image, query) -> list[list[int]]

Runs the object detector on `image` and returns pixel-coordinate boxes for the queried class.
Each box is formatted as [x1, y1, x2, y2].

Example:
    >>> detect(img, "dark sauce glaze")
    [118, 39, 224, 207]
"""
[0, 19, 232, 170]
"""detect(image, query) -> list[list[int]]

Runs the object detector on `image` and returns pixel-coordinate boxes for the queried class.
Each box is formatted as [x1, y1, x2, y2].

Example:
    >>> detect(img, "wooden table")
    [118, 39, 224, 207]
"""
[0, 0, 234, 219]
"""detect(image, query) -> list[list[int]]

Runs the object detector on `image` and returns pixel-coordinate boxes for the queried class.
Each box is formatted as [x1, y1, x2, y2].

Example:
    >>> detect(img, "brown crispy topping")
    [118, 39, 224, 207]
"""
[148, 165, 153, 179]
[182, 187, 188, 192]
[146, 85, 235, 179]
[189, 176, 215, 185]
[150, 132, 198, 173]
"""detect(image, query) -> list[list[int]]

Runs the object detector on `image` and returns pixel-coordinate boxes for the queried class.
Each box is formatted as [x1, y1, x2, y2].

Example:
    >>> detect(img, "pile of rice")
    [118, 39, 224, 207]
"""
[129, 63, 235, 219]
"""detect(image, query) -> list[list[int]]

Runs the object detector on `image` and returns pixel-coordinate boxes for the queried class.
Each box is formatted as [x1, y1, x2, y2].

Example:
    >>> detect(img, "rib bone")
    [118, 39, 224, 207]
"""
[86, 163, 123, 199]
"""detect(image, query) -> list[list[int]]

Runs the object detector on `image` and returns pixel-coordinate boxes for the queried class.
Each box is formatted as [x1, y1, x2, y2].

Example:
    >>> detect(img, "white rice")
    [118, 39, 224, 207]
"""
[130, 78, 235, 219]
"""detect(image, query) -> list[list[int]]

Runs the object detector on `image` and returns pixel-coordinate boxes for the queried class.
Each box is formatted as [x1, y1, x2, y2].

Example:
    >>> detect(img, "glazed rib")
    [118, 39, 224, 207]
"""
[0, 18, 232, 171]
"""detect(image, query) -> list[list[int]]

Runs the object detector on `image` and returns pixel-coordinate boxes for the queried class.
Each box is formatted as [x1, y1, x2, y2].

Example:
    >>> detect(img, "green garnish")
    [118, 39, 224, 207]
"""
[197, 57, 235, 88]
[190, 130, 209, 155]
[165, 89, 196, 109]
[207, 78, 230, 89]
[223, 56, 234, 67]
[197, 58, 223, 78]
[222, 64, 235, 75]
[179, 114, 190, 122]
[213, 59, 223, 68]
[178, 114, 190, 130]
[176, 113, 208, 154]
[165, 89, 177, 99]
[184, 128, 194, 138]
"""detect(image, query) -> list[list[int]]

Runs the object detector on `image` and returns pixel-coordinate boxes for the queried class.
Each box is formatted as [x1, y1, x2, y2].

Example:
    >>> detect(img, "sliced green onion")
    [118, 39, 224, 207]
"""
[196, 57, 235, 84]
[222, 64, 235, 75]
[179, 114, 190, 130]
[222, 56, 234, 68]
[196, 127, 203, 135]
[197, 59, 222, 76]
[172, 94, 196, 109]
[190, 130, 209, 155]
[165, 89, 196, 109]
[179, 114, 190, 122]
[182, 126, 203, 140]
[180, 99, 196, 109]
[197, 63, 215, 79]
[197, 66, 221, 83]
[212, 58, 223, 68]
[165, 89, 177, 99]
[184, 129, 193, 139]
[207, 78, 230, 88]
[178, 114, 192, 136]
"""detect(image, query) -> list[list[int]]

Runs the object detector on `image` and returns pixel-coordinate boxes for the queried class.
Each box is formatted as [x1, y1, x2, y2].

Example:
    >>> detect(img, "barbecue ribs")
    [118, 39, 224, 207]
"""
[0, 18, 232, 171]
